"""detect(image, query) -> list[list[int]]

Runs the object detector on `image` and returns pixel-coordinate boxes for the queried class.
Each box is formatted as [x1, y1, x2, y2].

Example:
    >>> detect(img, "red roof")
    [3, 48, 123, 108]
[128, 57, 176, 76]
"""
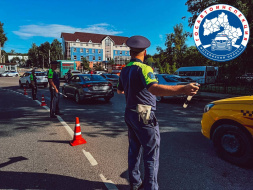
[61, 32, 129, 45]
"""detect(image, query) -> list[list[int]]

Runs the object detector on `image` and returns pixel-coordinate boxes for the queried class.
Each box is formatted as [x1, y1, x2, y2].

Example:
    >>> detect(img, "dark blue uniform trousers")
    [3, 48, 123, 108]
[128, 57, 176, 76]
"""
[50, 88, 60, 116]
[125, 109, 160, 190]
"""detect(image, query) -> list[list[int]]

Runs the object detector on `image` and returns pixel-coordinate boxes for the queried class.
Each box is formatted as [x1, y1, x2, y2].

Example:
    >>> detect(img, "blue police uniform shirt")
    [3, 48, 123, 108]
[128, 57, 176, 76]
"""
[117, 58, 158, 111]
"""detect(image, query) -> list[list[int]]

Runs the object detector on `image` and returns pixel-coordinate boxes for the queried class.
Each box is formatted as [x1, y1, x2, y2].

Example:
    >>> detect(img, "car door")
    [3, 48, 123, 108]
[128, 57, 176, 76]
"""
[20, 73, 27, 84]
[67, 76, 79, 97]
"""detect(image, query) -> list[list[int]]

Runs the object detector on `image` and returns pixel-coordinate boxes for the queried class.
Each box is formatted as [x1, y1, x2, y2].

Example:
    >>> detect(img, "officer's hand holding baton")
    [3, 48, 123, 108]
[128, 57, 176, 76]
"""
[183, 83, 200, 108]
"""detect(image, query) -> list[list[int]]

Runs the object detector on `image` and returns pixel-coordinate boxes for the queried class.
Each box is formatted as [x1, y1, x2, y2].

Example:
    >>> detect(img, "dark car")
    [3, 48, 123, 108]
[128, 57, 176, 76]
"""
[62, 74, 114, 103]
[101, 73, 119, 88]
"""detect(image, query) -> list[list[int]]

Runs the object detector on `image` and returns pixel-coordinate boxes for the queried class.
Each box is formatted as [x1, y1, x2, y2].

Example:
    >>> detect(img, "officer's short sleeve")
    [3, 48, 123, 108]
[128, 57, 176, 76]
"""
[140, 65, 158, 89]
[117, 75, 124, 91]
[48, 69, 53, 79]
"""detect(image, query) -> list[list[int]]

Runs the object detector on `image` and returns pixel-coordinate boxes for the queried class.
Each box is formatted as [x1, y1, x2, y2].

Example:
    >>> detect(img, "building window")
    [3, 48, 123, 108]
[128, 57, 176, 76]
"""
[98, 50, 101, 54]
[81, 56, 83, 60]
[86, 49, 89, 53]
[92, 44, 95, 47]
[115, 51, 117, 55]
[98, 57, 101, 61]
[80, 48, 83, 53]
[74, 55, 77, 60]
[86, 43, 88, 46]
[98, 45, 101, 47]
[120, 51, 122, 55]
[86, 56, 89, 60]
[73, 48, 76, 52]
[81, 43, 83, 46]
[73, 43, 76, 46]
[92, 49, 95, 53]
[93, 56, 95, 61]
[125, 51, 127, 55]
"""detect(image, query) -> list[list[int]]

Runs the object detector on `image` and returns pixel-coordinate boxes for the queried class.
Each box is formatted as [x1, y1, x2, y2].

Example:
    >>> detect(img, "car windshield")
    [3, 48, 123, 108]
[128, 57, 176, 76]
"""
[106, 75, 119, 79]
[81, 75, 107, 81]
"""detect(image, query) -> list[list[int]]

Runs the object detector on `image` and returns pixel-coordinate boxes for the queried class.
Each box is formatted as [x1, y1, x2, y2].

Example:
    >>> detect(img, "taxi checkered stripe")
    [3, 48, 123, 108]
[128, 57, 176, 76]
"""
[241, 110, 253, 117]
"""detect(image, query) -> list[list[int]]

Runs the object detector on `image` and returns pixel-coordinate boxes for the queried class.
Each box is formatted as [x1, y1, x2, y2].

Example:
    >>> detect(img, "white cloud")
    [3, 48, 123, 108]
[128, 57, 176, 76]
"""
[13, 23, 122, 38]
[159, 34, 163, 41]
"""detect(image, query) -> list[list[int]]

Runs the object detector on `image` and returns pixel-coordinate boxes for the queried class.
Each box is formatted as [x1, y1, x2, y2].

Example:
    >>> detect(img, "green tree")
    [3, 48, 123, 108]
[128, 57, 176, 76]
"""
[50, 39, 63, 61]
[28, 43, 39, 67]
[81, 57, 91, 71]
[145, 57, 155, 67]
[0, 22, 7, 63]
[108, 59, 115, 65]
[38, 42, 51, 68]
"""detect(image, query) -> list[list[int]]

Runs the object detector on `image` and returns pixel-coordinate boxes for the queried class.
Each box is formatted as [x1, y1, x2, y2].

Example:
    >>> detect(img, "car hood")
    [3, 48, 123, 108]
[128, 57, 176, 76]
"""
[212, 96, 253, 105]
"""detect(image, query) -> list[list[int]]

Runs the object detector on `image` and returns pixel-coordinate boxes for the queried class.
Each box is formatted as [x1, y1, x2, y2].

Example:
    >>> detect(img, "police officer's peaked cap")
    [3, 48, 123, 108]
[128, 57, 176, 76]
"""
[50, 61, 58, 65]
[126, 36, 151, 52]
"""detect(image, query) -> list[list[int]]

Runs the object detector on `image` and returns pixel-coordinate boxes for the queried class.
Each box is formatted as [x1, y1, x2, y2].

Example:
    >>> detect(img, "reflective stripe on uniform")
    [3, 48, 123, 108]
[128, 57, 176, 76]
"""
[126, 62, 158, 85]
[48, 69, 54, 79]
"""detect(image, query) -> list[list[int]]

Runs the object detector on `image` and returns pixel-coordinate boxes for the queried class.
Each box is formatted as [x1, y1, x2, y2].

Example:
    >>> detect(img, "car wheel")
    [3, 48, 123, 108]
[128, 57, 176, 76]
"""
[19, 81, 23, 88]
[26, 81, 30, 88]
[75, 92, 81, 104]
[156, 96, 163, 102]
[104, 97, 111, 102]
[212, 124, 253, 166]
[16, 74, 18, 77]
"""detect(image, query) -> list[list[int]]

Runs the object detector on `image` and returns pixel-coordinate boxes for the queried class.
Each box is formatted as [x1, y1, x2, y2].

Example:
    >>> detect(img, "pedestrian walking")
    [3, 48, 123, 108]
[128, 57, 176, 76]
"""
[48, 61, 63, 118]
[117, 35, 199, 190]
[30, 69, 37, 100]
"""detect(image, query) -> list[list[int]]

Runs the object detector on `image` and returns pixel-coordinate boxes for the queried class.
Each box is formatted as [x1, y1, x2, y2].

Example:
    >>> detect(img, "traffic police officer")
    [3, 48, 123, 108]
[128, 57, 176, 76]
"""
[48, 61, 62, 118]
[117, 36, 199, 190]
[30, 69, 37, 100]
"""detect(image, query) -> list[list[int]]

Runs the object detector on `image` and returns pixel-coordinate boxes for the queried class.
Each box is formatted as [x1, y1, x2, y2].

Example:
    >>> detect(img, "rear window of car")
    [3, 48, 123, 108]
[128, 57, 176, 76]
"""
[81, 75, 107, 81]
[163, 75, 180, 82]
[106, 75, 119, 79]
[35, 72, 46, 76]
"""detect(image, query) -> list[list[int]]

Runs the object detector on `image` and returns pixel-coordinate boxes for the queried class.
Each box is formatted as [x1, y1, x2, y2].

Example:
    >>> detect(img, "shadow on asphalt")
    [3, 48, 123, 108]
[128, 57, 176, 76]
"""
[0, 171, 115, 190]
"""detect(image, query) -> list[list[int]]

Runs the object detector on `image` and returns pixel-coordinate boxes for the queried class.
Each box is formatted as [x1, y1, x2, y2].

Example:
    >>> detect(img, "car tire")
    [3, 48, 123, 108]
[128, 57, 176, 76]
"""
[26, 81, 30, 88]
[104, 97, 111, 102]
[75, 92, 81, 104]
[212, 124, 253, 166]
[16, 74, 18, 77]
[19, 81, 23, 88]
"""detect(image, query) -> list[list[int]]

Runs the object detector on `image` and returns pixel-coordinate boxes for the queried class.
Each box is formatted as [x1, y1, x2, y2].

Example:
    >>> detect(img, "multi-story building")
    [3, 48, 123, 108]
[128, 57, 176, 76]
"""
[61, 32, 131, 69]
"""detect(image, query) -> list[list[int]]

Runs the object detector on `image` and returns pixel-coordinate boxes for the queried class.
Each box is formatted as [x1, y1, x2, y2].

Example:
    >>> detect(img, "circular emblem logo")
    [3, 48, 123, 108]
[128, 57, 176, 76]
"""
[193, 4, 250, 62]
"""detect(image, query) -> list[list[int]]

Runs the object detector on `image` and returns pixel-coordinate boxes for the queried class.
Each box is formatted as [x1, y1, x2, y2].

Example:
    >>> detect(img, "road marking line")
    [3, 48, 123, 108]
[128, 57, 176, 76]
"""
[82, 149, 98, 166]
[57, 116, 74, 138]
[99, 174, 118, 190]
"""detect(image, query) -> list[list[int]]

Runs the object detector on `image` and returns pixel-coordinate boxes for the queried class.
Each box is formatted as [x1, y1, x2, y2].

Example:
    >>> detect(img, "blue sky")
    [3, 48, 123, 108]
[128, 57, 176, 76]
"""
[0, 0, 195, 55]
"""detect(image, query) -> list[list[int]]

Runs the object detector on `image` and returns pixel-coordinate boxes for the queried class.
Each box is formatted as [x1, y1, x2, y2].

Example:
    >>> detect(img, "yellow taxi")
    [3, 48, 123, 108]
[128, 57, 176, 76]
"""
[201, 95, 253, 166]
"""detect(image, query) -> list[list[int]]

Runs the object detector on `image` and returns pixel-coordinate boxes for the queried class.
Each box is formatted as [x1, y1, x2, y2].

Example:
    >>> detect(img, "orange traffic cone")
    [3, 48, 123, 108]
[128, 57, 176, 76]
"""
[24, 88, 28, 95]
[40, 95, 47, 106]
[70, 117, 87, 146]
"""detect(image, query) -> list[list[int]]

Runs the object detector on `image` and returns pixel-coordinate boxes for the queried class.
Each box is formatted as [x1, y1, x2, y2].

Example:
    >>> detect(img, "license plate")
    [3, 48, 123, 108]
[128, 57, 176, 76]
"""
[93, 86, 106, 90]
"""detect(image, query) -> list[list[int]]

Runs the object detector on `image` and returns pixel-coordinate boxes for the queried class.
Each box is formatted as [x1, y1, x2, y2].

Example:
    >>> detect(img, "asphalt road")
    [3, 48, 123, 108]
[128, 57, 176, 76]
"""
[0, 77, 252, 190]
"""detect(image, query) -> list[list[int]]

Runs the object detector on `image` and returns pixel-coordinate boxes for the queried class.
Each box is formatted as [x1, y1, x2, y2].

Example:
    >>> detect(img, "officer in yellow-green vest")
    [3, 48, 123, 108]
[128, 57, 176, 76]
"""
[117, 36, 199, 190]
[48, 61, 63, 118]
[30, 69, 37, 100]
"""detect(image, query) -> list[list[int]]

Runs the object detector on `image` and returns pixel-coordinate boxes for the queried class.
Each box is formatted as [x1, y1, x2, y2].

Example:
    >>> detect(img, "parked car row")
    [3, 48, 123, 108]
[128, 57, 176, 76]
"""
[0, 71, 19, 77]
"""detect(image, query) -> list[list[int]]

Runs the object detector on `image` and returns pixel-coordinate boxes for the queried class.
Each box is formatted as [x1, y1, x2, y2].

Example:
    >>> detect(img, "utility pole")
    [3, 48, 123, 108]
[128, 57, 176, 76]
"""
[49, 49, 50, 64]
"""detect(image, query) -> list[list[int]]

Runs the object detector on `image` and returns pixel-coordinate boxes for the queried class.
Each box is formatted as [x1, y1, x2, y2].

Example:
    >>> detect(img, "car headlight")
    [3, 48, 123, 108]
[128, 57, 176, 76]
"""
[204, 103, 215, 113]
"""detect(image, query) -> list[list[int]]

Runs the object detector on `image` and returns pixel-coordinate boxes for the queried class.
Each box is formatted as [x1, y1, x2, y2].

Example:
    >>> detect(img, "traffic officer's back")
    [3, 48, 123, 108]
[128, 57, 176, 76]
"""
[117, 36, 160, 190]
[48, 61, 61, 118]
